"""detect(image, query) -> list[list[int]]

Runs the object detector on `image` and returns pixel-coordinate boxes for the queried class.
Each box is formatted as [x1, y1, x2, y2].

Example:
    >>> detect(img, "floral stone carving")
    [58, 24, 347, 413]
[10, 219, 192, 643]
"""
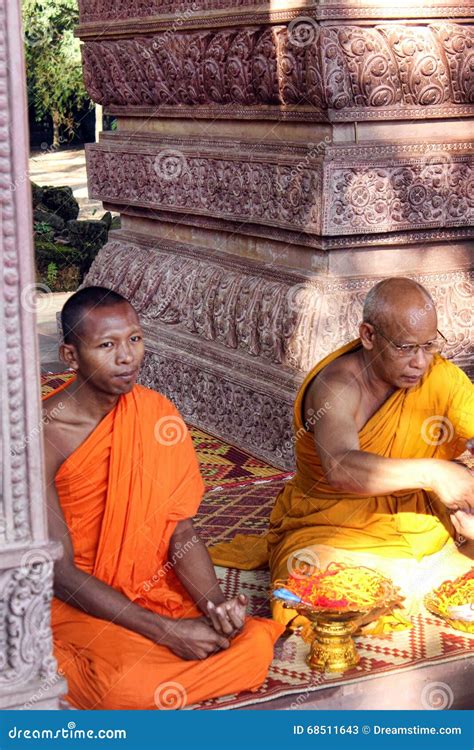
[79, 23, 474, 120]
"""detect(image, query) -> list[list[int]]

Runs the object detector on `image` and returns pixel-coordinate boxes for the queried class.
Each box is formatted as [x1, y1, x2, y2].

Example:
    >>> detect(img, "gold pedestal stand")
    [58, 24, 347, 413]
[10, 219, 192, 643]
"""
[307, 616, 360, 672]
[306, 612, 360, 672]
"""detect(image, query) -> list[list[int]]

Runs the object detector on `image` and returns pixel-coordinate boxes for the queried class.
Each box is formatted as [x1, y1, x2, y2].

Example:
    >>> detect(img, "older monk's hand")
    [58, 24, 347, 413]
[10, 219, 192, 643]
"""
[451, 509, 474, 541]
[431, 461, 474, 512]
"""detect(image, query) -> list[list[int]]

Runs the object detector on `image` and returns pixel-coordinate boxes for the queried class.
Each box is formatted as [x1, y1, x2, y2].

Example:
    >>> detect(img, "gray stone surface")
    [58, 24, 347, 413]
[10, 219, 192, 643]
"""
[37, 292, 72, 372]
[29, 147, 103, 220]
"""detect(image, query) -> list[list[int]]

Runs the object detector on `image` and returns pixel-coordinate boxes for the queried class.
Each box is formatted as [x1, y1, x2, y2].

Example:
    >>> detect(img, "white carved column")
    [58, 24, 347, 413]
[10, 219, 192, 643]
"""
[0, 0, 65, 709]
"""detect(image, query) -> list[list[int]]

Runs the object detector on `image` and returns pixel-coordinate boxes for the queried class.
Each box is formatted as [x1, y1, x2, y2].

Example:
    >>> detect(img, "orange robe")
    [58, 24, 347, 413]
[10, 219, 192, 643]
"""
[210, 340, 474, 625]
[44, 382, 283, 709]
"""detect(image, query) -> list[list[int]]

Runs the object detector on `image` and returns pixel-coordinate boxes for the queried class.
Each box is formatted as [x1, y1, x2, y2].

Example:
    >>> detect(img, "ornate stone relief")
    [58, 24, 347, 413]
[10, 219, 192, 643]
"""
[85, 234, 474, 377]
[0, 0, 65, 708]
[79, 0, 264, 23]
[0, 563, 57, 689]
[139, 348, 297, 468]
[86, 136, 473, 237]
[78, 0, 473, 26]
[80, 23, 474, 120]
[86, 137, 323, 235]
[0, 2, 31, 544]
[323, 147, 474, 235]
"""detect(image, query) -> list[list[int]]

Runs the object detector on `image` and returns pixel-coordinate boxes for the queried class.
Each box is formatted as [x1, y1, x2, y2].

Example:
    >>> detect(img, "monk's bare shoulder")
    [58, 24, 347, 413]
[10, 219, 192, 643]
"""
[317, 351, 362, 388]
[303, 352, 362, 431]
[42, 390, 83, 477]
[306, 352, 362, 402]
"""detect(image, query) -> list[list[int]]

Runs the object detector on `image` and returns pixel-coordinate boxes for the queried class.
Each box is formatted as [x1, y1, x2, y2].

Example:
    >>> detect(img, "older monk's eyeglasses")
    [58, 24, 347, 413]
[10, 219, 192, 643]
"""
[371, 325, 448, 358]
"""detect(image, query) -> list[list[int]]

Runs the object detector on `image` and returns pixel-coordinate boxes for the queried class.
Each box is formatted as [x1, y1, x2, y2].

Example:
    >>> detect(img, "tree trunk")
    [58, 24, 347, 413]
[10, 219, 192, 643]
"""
[52, 110, 60, 148]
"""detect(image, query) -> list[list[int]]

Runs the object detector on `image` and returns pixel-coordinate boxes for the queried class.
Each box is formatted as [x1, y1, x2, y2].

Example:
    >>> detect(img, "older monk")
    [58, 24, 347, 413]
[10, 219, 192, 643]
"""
[43, 286, 283, 709]
[211, 278, 474, 625]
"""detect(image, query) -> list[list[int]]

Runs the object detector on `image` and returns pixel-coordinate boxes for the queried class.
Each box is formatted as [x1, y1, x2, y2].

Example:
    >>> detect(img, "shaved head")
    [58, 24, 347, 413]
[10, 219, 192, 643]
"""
[61, 286, 131, 345]
[363, 278, 435, 331]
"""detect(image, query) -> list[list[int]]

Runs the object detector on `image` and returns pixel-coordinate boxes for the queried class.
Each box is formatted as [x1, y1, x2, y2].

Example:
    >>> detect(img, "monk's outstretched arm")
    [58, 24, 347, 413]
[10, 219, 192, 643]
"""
[310, 376, 474, 513]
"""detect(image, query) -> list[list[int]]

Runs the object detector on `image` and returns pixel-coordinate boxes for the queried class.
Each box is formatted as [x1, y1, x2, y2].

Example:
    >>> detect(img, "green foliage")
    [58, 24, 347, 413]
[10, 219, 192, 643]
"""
[34, 220, 54, 235]
[22, 0, 92, 142]
[35, 238, 82, 291]
[46, 261, 58, 287]
[35, 237, 83, 270]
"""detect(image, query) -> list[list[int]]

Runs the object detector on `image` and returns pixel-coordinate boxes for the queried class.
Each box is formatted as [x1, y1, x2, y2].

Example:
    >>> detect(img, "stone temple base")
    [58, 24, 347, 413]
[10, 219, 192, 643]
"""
[85, 223, 473, 469]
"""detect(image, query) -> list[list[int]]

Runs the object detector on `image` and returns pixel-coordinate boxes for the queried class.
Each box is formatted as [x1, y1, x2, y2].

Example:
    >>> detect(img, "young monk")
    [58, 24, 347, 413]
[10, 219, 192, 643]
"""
[211, 278, 474, 625]
[43, 286, 283, 710]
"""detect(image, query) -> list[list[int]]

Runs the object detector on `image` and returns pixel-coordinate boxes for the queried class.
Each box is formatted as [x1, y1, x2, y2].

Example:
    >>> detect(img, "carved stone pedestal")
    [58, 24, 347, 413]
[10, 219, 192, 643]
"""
[0, 0, 66, 708]
[77, 1, 473, 469]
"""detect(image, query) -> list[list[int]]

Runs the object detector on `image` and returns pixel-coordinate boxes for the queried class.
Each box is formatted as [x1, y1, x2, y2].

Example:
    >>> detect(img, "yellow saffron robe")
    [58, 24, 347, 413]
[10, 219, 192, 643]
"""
[210, 340, 474, 626]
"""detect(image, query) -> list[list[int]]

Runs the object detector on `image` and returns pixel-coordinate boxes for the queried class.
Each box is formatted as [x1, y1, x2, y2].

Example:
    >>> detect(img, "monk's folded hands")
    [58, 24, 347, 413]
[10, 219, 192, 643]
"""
[206, 594, 248, 638]
[154, 616, 230, 661]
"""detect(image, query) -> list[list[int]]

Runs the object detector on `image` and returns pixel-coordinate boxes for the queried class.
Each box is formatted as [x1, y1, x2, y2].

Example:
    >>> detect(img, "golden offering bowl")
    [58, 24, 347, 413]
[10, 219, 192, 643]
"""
[275, 569, 403, 674]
